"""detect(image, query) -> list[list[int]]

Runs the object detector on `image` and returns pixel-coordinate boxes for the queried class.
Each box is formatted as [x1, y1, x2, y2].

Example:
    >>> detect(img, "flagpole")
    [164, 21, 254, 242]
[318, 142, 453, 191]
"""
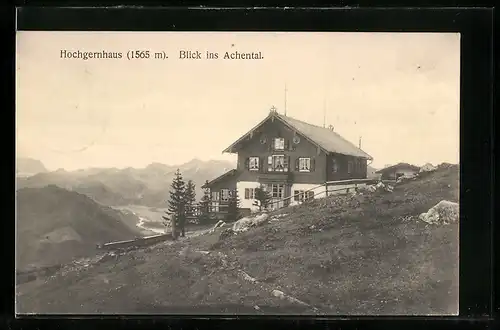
[284, 84, 288, 116]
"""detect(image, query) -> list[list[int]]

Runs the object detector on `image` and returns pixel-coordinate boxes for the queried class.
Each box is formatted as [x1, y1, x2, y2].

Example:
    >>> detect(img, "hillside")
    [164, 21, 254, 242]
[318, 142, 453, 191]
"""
[16, 157, 48, 177]
[16, 185, 140, 271]
[16, 158, 236, 207]
[16, 165, 459, 315]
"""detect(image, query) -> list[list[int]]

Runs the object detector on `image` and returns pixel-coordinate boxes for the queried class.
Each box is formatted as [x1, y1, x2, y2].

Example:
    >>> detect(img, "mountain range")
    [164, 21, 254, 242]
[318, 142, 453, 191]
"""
[16, 185, 140, 271]
[16, 157, 378, 207]
[16, 158, 236, 207]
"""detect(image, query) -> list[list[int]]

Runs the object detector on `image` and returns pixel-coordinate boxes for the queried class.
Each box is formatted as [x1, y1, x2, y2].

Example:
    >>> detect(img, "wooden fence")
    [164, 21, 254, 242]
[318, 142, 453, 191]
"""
[264, 178, 382, 209]
[98, 233, 173, 251]
[189, 178, 387, 217]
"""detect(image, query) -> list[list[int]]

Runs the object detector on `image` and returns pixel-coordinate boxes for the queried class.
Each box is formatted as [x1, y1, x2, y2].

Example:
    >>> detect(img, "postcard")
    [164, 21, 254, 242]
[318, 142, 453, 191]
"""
[15, 31, 460, 315]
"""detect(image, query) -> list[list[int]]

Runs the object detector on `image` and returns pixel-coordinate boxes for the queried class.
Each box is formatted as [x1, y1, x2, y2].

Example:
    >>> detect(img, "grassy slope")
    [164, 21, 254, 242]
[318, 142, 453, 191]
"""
[16, 185, 140, 271]
[16, 166, 459, 315]
[215, 166, 459, 315]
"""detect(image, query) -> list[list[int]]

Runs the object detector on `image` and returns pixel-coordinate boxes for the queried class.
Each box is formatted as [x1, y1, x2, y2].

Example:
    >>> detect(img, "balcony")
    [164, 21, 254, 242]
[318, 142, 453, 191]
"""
[257, 170, 294, 184]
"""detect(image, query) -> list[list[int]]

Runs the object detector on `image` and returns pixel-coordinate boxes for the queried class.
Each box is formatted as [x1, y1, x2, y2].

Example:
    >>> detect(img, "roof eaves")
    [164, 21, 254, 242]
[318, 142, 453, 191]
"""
[275, 114, 330, 154]
[278, 114, 373, 159]
[201, 169, 237, 188]
[222, 113, 274, 154]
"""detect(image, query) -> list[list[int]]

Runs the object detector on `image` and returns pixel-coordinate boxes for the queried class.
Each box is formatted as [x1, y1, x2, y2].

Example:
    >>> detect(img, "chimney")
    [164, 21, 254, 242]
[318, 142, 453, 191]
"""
[328, 125, 334, 131]
[359, 136, 362, 149]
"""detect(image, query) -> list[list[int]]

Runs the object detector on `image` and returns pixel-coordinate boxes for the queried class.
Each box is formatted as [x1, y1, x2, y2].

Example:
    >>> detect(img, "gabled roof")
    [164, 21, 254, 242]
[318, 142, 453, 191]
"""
[201, 169, 238, 188]
[222, 111, 373, 159]
[375, 163, 420, 174]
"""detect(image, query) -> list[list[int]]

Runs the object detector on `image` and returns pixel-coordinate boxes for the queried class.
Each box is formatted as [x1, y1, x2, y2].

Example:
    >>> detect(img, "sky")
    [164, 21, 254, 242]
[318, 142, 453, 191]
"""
[16, 31, 460, 171]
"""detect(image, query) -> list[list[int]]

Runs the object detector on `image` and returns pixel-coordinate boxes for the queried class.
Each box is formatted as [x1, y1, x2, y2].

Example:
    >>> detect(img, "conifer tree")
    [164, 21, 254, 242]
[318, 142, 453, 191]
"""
[226, 189, 241, 222]
[184, 180, 197, 222]
[198, 180, 212, 224]
[254, 184, 272, 211]
[165, 169, 186, 239]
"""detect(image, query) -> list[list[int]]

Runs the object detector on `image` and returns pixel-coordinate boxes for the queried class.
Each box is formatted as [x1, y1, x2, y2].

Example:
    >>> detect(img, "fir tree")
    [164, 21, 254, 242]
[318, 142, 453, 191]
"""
[165, 169, 186, 239]
[184, 180, 197, 222]
[254, 184, 272, 211]
[226, 189, 241, 222]
[198, 180, 212, 224]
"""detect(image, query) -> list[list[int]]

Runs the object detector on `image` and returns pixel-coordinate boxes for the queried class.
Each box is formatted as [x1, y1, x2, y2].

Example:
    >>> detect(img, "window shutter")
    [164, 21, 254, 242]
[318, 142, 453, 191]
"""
[284, 156, 289, 172]
[268, 156, 273, 165]
[260, 157, 265, 172]
[311, 157, 316, 172]
[244, 188, 249, 199]
[295, 158, 299, 171]
[245, 158, 250, 169]
[284, 139, 289, 150]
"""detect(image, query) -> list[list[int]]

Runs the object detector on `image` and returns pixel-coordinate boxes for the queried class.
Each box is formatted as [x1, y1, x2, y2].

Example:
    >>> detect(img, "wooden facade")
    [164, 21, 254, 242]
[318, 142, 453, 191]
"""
[235, 119, 328, 184]
[203, 109, 373, 216]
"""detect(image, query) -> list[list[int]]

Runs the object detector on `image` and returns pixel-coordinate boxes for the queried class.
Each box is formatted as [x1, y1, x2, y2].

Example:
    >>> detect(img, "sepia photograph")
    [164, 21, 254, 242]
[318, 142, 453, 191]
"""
[15, 31, 460, 315]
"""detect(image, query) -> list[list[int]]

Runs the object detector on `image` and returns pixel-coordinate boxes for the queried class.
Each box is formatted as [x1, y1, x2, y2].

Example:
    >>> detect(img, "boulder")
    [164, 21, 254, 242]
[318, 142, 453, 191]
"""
[372, 181, 393, 192]
[269, 213, 288, 222]
[232, 213, 269, 233]
[210, 220, 226, 233]
[362, 185, 377, 193]
[419, 200, 459, 225]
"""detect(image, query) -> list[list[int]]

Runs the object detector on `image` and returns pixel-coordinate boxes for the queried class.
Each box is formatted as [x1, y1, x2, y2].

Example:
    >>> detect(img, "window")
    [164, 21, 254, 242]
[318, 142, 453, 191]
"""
[249, 157, 259, 171]
[298, 157, 311, 172]
[347, 161, 353, 174]
[332, 159, 339, 173]
[268, 155, 289, 172]
[294, 190, 314, 201]
[210, 202, 220, 213]
[273, 137, 285, 150]
[355, 158, 363, 173]
[244, 188, 256, 199]
[221, 189, 230, 201]
[270, 184, 285, 198]
[293, 190, 304, 201]
[211, 191, 220, 201]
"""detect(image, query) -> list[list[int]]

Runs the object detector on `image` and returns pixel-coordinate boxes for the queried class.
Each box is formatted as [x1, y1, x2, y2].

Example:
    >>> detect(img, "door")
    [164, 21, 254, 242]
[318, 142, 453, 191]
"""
[269, 183, 286, 210]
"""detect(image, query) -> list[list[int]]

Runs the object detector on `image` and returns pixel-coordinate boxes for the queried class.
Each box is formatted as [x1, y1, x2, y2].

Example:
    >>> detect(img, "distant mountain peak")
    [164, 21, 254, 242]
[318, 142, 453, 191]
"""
[146, 162, 169, 168]
[184, 158, 203, 165]
[16, 157, 48, 177]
